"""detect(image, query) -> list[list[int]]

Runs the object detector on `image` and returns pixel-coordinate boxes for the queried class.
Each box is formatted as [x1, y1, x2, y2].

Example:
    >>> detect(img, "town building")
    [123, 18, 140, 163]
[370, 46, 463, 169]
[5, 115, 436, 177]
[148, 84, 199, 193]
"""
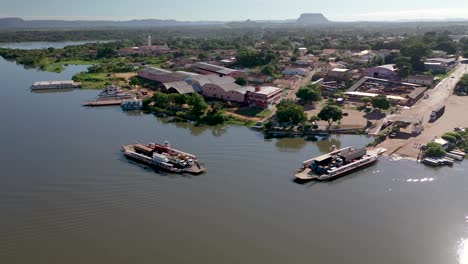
[403, 75, 435, 87]
[424, 58, 459, 73]
[192, 62, 243, 78]
[346, 77, 427, 106]
[364, 64, 398, 80]
[246, 86, 283, 109]
[282, 66, 312, 77]
[327, 68, 352, 81]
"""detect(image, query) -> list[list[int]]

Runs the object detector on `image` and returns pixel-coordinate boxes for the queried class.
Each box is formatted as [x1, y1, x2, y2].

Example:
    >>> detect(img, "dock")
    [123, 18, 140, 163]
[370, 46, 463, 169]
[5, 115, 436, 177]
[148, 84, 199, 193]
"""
[31, 80, 81, 90]
[82, 100, 122, 107]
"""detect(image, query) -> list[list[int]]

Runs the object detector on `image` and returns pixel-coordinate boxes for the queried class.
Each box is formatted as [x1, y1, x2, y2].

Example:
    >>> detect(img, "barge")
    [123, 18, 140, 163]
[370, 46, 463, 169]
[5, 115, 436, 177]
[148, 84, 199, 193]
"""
[294, 147, 386, 182]
[122, 141, 206, 174]
[31, 80, 81, 90]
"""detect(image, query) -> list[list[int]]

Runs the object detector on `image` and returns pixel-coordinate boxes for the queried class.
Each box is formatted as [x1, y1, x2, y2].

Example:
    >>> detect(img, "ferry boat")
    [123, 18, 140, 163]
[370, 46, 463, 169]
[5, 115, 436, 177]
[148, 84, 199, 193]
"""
[98, 85, 133, 100]
[294, 146, 386, 182]
[121, 141, 206, 174]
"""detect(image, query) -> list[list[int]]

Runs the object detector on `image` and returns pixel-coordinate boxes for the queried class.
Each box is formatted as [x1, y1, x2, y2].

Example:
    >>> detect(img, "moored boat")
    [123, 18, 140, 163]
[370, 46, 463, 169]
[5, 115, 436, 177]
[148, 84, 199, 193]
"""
[122, 141, 206, 174]
[294, 147, 386, 182]
[98, 85, 133, 100]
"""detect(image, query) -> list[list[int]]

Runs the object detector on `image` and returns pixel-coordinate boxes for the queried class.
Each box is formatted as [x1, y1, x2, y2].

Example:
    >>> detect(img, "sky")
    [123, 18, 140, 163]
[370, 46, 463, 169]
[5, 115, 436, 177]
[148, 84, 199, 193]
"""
[1, 0, 468, 21]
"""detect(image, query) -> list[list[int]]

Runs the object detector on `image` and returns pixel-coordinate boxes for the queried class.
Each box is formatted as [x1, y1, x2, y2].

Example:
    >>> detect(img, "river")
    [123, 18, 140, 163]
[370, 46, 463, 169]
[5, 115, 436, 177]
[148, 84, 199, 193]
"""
[0, 42, 467, 264]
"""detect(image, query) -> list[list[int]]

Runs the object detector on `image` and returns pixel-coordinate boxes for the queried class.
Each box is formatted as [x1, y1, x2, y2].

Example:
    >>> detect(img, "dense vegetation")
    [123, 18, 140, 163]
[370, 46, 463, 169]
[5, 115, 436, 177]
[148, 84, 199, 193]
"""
[143, 92, 253, 126]
[456, 74, 468, 94]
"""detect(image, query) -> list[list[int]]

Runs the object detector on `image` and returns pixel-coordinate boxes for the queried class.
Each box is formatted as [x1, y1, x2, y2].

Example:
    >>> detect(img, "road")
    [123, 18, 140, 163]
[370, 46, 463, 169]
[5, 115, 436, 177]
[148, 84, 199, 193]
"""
[377, 63, 468, 159]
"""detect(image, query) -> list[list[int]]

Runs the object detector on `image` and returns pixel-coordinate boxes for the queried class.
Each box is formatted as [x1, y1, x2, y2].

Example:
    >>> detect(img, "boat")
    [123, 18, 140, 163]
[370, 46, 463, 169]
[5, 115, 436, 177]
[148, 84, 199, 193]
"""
[294, 147, 386, 182]
[121, 98, 143, 111]
[121, 141, 206, 174]
[445, 152, 464, 161]
[449, 150, 466, 158]
[422, 157, 454, 167]
[98, 85, 133, 100]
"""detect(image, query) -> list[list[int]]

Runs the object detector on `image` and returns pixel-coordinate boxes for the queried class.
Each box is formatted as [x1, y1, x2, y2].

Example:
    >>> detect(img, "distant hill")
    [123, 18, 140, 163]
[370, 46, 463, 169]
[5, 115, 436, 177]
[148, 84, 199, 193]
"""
[296, 13, 330, 24]
[0, 17, 225, 29]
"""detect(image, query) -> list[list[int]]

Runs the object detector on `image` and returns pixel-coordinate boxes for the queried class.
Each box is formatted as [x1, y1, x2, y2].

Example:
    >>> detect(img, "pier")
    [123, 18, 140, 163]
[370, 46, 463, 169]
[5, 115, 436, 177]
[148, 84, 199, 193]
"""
[82, 100, 122, 107]
[31, 80, 81, 90]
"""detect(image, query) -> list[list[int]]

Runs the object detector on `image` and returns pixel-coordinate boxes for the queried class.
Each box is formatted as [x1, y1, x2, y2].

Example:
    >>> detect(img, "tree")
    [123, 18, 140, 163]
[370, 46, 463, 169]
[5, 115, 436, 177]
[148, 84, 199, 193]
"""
[371, 95, 391, 111]
[276, 100, 307, 125]
[129, 76, 140, 86]
[395, 57, 413, 78]
[96, 47, 116, 59]
[361, 97, 372, 105]
[295, 84, 322, 104]
[425, 142, 446, 158]
[384, 52, 401, 64]
[152, 93, 169, 108]
[318, 105, 343, 127]
[186, 93, 208, 118]
[235, 76, 247, 86]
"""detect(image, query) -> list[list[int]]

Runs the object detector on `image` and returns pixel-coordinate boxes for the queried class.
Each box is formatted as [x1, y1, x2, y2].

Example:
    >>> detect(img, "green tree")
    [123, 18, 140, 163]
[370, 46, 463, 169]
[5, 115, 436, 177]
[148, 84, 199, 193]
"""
[318, 105, 343, 127]
[276, 100, 307, 125]
[186, 93, 208, 118]
[96, 47, 116, 59]
[371, 95, 391, 111]
[395, 57, 413, 78]
[235, 76, 247, 85]
[425, 142, 446, 158]
[295, 84, 322, 104]
[129, 76, 140, 86]
[361, 97, 372, 105]
[152, 92, 169, 108]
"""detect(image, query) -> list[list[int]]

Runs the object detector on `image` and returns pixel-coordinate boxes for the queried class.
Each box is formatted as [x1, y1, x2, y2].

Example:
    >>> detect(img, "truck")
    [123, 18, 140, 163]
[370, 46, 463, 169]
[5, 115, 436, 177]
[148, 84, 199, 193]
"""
[430, 105, 445, 121]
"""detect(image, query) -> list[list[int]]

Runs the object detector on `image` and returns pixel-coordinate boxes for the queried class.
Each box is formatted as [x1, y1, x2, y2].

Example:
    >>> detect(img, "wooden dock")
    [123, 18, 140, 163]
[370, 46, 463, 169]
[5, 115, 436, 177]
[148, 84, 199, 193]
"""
[82, 100, 122, 107]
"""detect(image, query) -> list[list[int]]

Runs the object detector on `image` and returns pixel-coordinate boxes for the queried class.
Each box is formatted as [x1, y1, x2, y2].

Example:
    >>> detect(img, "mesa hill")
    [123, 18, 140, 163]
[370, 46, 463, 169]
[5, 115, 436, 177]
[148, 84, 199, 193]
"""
[296, 13, 330, 24]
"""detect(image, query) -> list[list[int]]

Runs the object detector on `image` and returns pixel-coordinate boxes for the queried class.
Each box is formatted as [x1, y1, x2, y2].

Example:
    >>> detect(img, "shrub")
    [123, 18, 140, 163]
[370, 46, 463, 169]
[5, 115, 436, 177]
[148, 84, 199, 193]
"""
[425, 142, 446, 158]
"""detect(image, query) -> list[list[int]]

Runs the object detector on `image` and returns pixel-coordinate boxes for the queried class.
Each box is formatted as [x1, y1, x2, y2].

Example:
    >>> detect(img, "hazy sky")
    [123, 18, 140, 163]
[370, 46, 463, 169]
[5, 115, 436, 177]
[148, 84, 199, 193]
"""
[2, 0, 468, 21]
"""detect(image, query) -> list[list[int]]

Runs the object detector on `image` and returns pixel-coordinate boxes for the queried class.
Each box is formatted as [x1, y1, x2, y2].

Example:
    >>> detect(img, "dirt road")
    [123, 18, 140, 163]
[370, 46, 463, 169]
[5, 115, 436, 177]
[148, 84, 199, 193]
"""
[378, 64, 468, 158]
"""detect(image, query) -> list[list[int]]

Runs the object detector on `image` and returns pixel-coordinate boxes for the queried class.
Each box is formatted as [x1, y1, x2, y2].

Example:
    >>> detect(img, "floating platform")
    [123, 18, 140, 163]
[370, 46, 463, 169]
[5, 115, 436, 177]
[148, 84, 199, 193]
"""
[31, 80, 81, 90]
[294, 147, 386, 182]
[82, 100, 122, 107]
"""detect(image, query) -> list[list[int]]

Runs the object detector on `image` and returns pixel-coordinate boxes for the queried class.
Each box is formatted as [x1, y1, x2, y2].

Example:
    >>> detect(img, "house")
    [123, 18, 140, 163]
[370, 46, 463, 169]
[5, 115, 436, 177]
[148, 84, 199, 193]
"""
[246, 86, 283, 109]
[327, 68, 352, 81]
[312, 61, 333, 76]
[192, 62, 243, 78]
[403, 75, 434, 87]
[321, 49, 338, 56]
[297, 47, 308, 56]
[273, 79, 298, 90]
[424, 58, 459, 73]
[364, 64, 398, 80]
[432, 138, 449, 150]
[246, 72, 273, 84]
[282, 66, 311, 77]
[137, 67, 190, 88]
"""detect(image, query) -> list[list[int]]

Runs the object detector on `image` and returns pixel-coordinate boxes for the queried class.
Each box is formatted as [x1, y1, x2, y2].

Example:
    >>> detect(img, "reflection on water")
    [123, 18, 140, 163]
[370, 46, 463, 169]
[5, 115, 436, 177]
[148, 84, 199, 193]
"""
[275, 137, 308, 152]
[316, 137, 342, 153]
[459, 238, 467, 264]
[161, 119, 228, 137]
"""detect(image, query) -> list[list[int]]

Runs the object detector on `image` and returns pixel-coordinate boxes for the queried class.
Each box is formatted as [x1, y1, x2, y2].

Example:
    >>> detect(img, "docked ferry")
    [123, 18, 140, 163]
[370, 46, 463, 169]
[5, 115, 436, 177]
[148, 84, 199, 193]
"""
[98, 85, 133, 100]
[294, 146, 386, 182]
[122, 141, 206, 174]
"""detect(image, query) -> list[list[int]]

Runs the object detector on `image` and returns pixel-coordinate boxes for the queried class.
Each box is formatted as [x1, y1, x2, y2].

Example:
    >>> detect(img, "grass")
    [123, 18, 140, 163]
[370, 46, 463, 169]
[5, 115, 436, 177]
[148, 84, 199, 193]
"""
[39, 58, 98, 73]
[72, 72, 129, 89]
[235, 107, 272, 119]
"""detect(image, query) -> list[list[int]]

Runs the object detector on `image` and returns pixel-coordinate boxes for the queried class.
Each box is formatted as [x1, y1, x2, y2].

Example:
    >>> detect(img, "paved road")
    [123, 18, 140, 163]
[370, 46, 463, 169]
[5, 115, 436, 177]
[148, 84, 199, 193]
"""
[378, 63, 468, 158]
